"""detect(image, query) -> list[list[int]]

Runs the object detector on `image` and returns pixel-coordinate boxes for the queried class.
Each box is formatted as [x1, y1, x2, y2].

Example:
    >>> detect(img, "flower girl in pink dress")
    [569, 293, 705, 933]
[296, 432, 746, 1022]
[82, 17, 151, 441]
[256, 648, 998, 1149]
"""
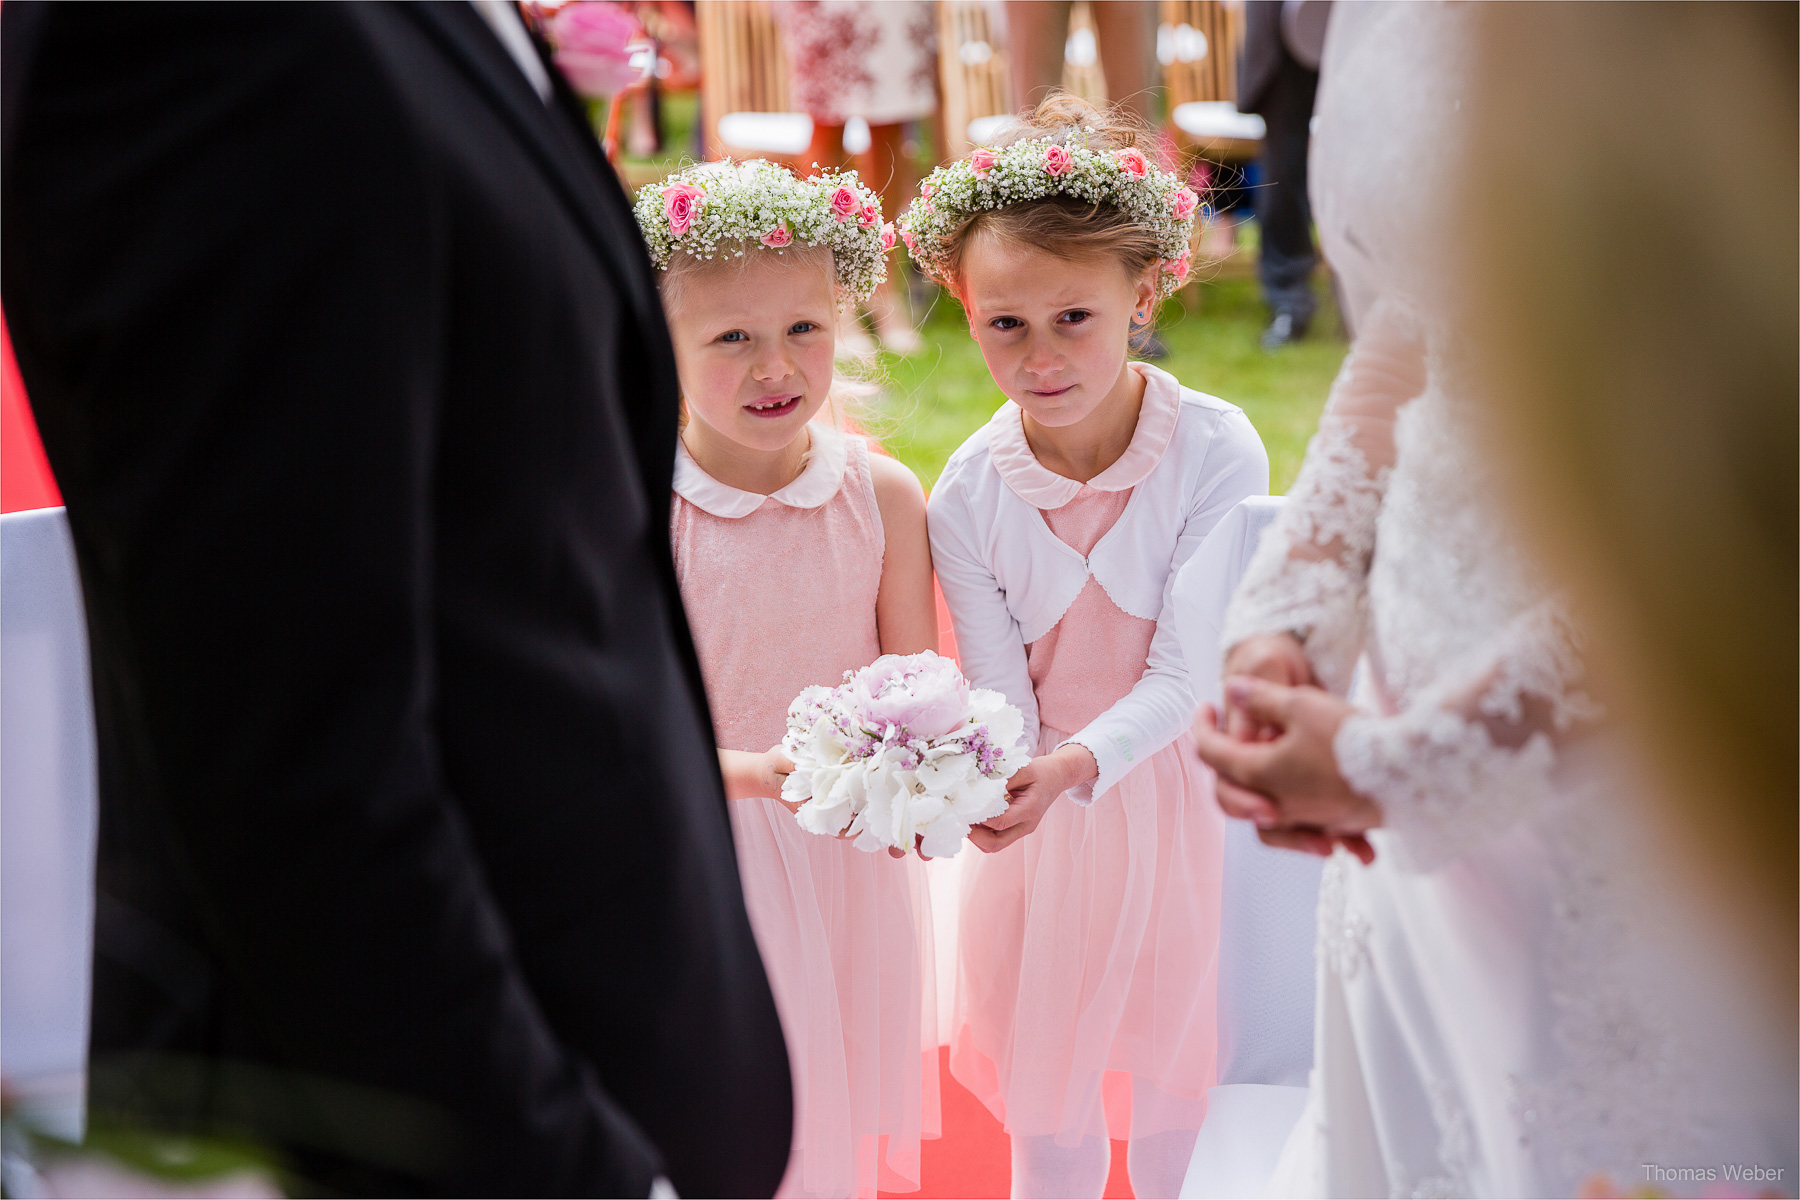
[898, 97, 1269, 1199]
[632, 162, 939, 1198]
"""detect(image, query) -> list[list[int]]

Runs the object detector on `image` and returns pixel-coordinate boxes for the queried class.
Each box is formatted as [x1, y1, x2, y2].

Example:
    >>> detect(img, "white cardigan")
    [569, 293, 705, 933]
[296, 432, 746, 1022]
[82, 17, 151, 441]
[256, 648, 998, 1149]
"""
[929, 363, 1270, 804]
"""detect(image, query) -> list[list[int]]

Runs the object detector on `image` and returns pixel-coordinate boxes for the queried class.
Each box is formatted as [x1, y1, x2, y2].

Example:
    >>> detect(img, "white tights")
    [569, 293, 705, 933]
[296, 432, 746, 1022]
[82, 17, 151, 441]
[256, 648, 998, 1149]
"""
[1008, 1078, 1201, 1199]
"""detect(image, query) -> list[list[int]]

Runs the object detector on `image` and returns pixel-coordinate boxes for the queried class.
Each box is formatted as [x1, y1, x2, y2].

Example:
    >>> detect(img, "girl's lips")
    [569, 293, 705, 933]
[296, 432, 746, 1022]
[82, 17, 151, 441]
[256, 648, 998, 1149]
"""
[1027, 384, 1075, 398]
[744, 395, 802, 419]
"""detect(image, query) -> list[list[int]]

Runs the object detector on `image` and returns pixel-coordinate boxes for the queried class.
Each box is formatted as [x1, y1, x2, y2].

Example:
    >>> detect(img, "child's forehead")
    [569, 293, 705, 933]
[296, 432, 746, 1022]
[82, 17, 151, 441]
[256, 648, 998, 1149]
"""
[959, 238, 1134, 306]
[664, 246, 836, 313]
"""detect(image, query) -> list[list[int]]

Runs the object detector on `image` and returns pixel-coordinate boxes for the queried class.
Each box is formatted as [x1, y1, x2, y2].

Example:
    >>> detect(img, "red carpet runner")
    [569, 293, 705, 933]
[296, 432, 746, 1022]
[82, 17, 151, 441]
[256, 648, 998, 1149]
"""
[879, 1048, 1134, 1200]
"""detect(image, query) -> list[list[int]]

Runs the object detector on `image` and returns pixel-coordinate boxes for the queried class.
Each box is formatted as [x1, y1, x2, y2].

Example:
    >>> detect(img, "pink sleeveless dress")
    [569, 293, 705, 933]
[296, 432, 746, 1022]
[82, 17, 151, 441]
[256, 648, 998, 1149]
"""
[950, 424, 1225, 1148]
[670, 427, 939, 1199]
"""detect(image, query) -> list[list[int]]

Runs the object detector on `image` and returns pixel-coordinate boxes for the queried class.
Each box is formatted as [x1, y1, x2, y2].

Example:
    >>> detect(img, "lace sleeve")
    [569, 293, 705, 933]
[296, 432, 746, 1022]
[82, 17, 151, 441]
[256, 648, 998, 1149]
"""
[1335, 599, 1603, 872]
[1220, 300, 1426, 693]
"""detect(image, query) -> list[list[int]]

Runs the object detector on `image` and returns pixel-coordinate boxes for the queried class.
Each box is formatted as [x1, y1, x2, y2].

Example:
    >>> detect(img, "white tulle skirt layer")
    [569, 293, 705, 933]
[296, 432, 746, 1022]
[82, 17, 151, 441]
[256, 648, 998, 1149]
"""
[950, 727, 1224, 1147]
[729, 795, 941, 1199]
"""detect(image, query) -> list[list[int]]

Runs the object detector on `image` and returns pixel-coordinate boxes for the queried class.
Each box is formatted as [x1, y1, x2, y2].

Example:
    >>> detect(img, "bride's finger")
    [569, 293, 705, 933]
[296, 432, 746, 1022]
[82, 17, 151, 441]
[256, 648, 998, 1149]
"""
[1213, 775, 1281, 827]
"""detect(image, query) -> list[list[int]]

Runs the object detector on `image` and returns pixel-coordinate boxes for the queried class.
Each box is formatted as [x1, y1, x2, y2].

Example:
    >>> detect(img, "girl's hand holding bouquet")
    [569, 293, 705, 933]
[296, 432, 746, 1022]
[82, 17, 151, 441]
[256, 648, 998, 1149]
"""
[780, 651, 1031, 859]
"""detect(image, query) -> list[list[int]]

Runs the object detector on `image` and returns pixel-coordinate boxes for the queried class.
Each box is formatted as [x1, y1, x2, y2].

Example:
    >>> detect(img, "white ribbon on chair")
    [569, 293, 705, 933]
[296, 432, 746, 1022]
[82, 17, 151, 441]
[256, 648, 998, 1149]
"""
[1, 507, 98, 1142]
[1171, 496, 1322, 1199]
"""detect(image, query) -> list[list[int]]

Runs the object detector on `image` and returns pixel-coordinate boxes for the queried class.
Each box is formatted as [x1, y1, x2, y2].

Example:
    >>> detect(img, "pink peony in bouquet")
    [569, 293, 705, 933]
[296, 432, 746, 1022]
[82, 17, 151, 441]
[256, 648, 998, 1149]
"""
[780, 652, 1030, 858]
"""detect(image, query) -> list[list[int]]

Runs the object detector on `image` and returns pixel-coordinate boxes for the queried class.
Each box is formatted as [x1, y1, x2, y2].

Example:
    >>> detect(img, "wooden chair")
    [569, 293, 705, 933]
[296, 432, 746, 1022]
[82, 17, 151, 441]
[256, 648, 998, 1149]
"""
[936, 0, 1013, 159]
[694, 0, 809, 164]
[1160, 0, 1261, 162]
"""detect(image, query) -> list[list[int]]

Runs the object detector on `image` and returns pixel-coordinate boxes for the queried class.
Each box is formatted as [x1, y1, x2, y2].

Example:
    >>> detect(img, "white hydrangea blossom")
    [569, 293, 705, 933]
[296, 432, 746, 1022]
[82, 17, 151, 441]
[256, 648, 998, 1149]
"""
[631, 158, 893, 305]
[897, 137, 1199, 299]
[780, 653, 1032, 859]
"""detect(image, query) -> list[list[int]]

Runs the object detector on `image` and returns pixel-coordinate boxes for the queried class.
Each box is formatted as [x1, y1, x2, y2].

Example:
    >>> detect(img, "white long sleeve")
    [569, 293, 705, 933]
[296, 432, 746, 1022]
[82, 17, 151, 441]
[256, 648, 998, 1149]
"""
[1060, 411, 1267, 801]
[930, 365, 1269, 804]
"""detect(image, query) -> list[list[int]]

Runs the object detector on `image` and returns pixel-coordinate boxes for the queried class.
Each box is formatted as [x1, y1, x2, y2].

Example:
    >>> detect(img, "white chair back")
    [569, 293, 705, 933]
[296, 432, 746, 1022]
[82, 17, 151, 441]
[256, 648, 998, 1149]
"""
[1172, 495, 1322, 1197]
[1, 507, 98, 1141]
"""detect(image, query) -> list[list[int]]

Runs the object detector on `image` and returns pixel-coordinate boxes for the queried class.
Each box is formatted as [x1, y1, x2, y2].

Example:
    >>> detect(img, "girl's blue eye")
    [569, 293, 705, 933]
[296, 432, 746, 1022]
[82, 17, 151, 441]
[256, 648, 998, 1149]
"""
[719, 330, 748, 343]
[789, 321, 818, 335]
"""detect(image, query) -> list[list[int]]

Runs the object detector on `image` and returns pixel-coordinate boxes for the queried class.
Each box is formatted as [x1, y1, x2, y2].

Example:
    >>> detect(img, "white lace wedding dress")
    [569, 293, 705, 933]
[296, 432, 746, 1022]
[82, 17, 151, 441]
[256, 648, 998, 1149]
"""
[1220, 5, 1798, 1196]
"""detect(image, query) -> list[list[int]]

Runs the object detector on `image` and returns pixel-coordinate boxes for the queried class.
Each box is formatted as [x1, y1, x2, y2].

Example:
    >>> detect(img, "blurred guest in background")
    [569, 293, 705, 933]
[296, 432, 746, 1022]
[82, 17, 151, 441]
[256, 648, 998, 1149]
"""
[1005, 0, 1157, 129]
[1238, 0, 1330, 351]
[0, 4, 790, 1195]
[774, 0, 935, 354]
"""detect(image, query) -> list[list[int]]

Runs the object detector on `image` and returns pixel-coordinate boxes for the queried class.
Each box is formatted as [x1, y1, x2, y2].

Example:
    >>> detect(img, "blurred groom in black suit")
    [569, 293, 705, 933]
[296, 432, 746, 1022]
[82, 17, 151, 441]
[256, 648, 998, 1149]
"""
[1, 3, 791, 1195]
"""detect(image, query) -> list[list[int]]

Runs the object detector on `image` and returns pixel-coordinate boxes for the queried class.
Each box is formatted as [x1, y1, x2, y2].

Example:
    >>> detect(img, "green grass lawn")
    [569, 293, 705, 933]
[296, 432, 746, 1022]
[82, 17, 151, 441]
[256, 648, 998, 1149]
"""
[870, 273, 1347, 495]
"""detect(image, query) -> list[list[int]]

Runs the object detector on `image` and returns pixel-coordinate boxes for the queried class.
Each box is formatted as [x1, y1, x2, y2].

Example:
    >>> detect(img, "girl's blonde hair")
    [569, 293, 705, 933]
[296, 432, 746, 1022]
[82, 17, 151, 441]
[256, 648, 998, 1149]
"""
[936, 93, 1168, 295]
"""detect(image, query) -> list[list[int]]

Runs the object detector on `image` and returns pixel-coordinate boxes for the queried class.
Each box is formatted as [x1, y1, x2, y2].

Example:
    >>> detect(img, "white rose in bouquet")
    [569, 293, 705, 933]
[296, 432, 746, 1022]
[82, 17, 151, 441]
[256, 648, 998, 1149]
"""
[779, 651, 1031, 858]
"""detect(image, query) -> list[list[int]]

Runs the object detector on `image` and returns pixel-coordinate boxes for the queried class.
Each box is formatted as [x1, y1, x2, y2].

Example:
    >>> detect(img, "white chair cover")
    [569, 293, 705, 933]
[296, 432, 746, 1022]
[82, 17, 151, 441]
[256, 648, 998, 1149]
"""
[1, 507, 98, 1142]
[1170, 496, 1322, 1199]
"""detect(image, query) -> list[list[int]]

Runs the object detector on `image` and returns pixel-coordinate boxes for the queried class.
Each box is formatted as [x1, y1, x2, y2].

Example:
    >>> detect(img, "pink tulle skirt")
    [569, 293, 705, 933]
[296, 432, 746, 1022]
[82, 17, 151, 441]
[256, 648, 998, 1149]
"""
[949, 727, 1224, 1146]
[730, 795, 941, 1199]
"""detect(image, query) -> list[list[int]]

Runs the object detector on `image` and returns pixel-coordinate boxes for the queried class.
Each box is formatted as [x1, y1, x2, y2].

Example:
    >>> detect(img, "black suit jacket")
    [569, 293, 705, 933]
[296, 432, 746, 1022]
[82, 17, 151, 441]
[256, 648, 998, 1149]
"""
[1, 4, 791, 1195]
[1238, 0, 1287, 116]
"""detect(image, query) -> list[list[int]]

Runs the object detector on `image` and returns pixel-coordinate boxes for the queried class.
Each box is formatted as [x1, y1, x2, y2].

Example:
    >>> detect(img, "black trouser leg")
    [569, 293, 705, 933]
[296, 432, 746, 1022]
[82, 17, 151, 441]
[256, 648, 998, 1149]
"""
[1254, 56, 1320, 323]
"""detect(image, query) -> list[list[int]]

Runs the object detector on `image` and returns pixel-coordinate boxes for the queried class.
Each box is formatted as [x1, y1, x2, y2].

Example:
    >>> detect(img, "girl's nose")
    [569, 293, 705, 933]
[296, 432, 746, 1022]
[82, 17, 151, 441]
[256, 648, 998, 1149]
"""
[1021, 335, 1062, 378]
[752, 347, 795, 382]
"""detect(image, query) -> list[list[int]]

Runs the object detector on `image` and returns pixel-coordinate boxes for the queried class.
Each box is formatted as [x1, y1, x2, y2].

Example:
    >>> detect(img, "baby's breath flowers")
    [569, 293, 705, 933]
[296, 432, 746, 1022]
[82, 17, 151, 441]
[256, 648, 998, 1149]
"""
[897, 136, 1200, 299]
[632, 159, 893, 305]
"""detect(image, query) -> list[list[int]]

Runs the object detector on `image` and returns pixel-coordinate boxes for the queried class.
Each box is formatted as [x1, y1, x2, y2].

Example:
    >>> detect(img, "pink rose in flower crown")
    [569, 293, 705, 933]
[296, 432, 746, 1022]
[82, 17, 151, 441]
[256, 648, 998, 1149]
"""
[1169, 187, 1199, 222]
[662, 182, 705, 236]
[761, 223, 794, 248]
[1164, 252, 1192, 283]
[879, 222, 898, 252]
[1113, 147, 1149, 178]
[849, 651, 971, 740]
[859, 201, 882, 228]
[1043, 144, 1072, 176]
[900, 226, 918, 253]
[829, 185, 860, 223]
[970, 148, 997, 178]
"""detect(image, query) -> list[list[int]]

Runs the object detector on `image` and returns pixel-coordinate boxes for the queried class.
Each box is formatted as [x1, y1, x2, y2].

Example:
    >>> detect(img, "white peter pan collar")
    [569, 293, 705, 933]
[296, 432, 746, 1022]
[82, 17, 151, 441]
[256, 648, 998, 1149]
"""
[987, 362, 1184, 509]
[673, 423, 849, 518]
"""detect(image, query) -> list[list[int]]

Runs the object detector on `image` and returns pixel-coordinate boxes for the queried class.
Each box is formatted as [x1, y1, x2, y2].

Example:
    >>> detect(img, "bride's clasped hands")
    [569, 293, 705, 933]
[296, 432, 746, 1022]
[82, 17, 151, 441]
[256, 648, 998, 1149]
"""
[1192, 632, 1379, 865]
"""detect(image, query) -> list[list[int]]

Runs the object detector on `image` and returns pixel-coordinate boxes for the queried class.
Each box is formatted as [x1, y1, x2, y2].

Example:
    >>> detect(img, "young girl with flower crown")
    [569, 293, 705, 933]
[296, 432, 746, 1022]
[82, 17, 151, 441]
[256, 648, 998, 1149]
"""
[900, 95, 1270, 1200]
[632, 161, 939, 1199]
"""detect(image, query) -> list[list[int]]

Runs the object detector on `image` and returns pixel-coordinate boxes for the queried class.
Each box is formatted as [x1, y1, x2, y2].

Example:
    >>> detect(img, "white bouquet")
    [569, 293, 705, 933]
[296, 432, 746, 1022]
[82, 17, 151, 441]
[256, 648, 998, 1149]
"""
[780, 651, 1032, 859]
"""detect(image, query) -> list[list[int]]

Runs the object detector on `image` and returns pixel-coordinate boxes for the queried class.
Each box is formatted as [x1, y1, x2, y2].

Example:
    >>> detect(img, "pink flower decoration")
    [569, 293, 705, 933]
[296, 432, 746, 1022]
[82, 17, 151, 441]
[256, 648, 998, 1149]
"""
[922, 181, 935, 201]
[829, 185, 860, 223]
[662, 182, 704, 236]
[900, 227, 918, 252]
[761, 223, 793, 248]
[1169, 187, 1199, 222]
[879, 222, 897, 252]
[548, 2, 650, 99]
[859, 201, 882, 229]
[970, 148, 997, 178]
[1043, 144, 1072, 176]
[1114, 147, 1149, 178]
[1164, 252, 1192, 283]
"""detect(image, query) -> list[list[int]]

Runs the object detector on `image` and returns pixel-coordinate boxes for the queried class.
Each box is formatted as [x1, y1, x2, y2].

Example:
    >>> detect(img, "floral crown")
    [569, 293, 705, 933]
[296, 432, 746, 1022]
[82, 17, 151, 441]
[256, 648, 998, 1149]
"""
[633, 159, 896, 305]
[896, 135, 1200, 300]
